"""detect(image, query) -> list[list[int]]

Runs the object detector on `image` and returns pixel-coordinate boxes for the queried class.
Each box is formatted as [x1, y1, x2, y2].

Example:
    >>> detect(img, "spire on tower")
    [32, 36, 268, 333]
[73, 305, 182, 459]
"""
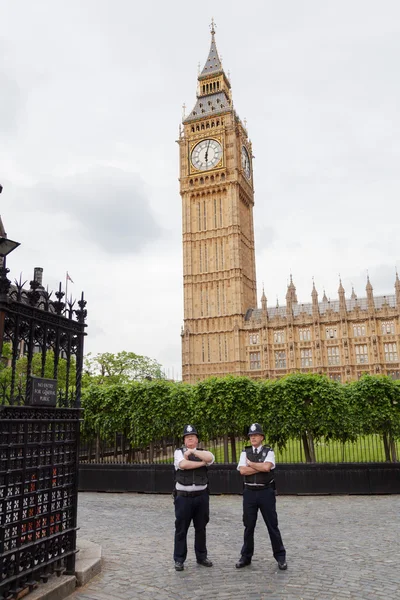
[199, 19, 223, 78]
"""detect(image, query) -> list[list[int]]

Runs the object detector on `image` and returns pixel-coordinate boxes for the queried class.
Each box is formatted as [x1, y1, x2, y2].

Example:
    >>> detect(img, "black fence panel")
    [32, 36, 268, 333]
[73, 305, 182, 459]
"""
[78, 462, 400, 495]
[0, 405, 81, 600]
[0, 250, 87, 600]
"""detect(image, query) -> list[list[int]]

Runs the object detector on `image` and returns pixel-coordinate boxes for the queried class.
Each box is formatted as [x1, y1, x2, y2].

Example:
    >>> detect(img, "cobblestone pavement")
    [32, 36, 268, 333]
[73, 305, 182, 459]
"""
[69, 493, 400, 600]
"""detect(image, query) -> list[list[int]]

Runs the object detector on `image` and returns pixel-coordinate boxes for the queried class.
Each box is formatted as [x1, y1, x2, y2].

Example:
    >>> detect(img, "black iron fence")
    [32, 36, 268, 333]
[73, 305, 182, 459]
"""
[79, 432, 400, 465]
[0, 250, 87, 600]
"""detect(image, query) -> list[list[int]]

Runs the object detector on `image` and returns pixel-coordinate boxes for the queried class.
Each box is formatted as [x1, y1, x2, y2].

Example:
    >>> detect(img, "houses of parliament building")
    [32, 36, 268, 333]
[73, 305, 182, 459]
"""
[179, 24, 400, 383]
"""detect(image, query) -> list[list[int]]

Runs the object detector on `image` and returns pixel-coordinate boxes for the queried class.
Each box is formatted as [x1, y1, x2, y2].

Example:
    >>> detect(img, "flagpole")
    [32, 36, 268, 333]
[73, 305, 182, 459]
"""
[65, 271, 68, 307]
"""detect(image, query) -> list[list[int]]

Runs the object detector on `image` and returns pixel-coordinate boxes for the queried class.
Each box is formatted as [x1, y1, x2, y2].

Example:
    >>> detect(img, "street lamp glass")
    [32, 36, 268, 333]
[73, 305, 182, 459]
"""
[0, 237, 20, 257]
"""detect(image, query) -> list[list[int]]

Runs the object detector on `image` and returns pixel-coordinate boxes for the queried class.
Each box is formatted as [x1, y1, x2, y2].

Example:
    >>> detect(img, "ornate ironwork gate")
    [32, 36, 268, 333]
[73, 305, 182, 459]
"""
[0, 257, 87, 600]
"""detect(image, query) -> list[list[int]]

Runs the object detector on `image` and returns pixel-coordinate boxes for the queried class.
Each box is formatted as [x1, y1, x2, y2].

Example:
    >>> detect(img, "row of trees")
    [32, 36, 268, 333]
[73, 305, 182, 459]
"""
[1, 346, 399, 462]
[81, 373, 400, 463]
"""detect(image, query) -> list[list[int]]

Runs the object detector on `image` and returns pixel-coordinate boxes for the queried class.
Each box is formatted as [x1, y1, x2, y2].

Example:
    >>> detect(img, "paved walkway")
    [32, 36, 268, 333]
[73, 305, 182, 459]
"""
[69, 493, 400, 600]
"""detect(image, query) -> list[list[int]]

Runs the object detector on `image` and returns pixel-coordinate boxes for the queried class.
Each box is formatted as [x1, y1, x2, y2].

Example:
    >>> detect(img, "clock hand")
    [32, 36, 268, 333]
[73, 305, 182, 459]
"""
[205, 140, 211, 164]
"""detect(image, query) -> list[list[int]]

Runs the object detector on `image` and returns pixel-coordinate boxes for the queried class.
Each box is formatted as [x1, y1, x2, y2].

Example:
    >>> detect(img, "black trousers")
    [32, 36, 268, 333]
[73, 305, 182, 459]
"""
[241, 487, 286, 562]
[173, 491, 209, 563]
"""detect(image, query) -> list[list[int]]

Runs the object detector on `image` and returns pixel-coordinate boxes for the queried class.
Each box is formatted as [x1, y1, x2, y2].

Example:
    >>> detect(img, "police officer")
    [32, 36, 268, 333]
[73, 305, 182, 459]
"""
[173, 424, 215, 571]
[236, 423, 287, 570]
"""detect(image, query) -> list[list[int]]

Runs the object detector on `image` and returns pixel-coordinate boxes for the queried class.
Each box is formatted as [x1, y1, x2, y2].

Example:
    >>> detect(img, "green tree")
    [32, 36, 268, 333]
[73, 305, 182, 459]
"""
[260, 373, 352, 463]
[348, 374, 400, 462]
[83, 351, 164, 386]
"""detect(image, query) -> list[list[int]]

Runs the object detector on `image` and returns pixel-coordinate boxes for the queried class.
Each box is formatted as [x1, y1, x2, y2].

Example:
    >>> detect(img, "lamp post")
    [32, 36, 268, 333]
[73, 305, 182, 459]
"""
[0, 235, 21, 359]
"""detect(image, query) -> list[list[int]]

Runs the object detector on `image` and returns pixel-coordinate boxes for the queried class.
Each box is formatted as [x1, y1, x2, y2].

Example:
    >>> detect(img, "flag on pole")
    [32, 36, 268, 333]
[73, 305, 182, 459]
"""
[66, 272, 74, 283]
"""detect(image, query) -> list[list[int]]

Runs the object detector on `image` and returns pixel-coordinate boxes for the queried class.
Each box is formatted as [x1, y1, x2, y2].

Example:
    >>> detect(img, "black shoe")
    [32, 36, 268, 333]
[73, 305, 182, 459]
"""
[235, 557, 251, 569]
[278, 561, 287, 570]
[175, 561, 184, 571]
[197, 558, 213, 567]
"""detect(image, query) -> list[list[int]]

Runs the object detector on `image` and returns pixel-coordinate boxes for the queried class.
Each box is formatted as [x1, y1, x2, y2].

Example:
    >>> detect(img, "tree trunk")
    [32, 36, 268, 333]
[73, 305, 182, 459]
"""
[301, 432, 312, 463]
[307, 431, 316, 463]
[95, 431, 100, 462]
[149, 441, 154, 463]
[230, 434, 237, 464]
[389, 434, 398, 462]
[383, 433, 391, 462]
[223, 434, 229, 462]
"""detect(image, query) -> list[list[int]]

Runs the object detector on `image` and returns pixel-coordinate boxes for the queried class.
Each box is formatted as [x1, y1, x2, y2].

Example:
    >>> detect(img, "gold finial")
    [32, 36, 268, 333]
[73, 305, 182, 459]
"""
[210, 17, 216, 35]
[182, 103, 186, 119]
[244, 117, 247, 128]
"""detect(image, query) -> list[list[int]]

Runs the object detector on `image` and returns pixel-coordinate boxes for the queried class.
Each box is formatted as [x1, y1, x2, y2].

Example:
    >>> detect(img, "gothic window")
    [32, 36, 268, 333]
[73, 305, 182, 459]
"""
[300, 348, 312, 367]
[219, 198, 223, 226]
[207, 337, 211, 362]
[381, 321, 395, 335]
[273, 330, 285, 344]
[203, 201, 207, 230]
[215, 240, 218, 270]
[326, 327, 337, 339]
[217, 81, 220, 90]
[299, 328, 311, 342]
[202, 338, 205, 362]
[197, 202, 201, 231]
[388, 371, 400, 380]
[275, 350, 286, 369]
[216, 283, 220, 314]
[199, 244, 203, 273]
[249, 352, 261, 370]
[329, 374, 341, 382]
[219, 335, 222, 361]
[204, 243, 208, 273]
[327, 346, 340, 365]
[355, 345, 368, 364]
[225, 335, 228, 362]
[384, 343, 398, 362]
[200, 288, 203, 316]
[353, 324, 366, 337]
[249, 333, 260, 345]
[214, 198, 217, 228]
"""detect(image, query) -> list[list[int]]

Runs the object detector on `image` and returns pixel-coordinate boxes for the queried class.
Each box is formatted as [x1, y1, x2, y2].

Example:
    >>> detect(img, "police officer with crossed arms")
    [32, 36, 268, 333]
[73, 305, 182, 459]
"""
[173, 424, 214, 571]
[236, 423, 287, 570]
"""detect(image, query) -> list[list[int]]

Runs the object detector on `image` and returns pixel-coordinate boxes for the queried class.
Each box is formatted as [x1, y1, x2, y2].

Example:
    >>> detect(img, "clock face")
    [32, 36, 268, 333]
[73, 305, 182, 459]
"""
[242, 146, 251, 179]
[191, 139, 223, 171]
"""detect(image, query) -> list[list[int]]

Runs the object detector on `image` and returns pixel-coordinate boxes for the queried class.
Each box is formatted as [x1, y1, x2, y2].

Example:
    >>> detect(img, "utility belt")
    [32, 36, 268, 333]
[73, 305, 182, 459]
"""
[176, 488, 208, 498]
[244, 480, 275, 491]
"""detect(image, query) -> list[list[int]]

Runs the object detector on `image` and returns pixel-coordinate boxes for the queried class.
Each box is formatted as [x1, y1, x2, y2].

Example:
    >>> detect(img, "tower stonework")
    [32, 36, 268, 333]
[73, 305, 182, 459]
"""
[179, 25, 256, 382]
[180, 27, 400, 384]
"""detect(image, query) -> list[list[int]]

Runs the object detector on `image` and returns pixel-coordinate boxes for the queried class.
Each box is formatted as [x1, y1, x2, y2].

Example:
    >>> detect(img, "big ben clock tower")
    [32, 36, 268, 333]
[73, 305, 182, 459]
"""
[179, 22, 257, 382]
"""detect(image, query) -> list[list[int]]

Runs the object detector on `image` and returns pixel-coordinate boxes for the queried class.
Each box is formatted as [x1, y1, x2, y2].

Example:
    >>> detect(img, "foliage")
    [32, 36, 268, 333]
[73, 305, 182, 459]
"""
[0, 347, 76, 395]
[83, 351, 164, 386]
[79, 373, 400, 463]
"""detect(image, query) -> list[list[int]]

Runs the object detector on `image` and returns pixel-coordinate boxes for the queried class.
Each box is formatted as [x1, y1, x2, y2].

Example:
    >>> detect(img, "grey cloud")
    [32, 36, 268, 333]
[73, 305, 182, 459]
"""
[254, 226, 277, 252]
[348, 264, 399, 298]
[0, 67, 21, 134]
[23, 168, 163, 254]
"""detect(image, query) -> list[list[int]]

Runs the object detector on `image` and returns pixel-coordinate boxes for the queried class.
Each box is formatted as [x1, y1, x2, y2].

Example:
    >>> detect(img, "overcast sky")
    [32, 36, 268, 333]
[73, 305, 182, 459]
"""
[1, 1, 400, 379]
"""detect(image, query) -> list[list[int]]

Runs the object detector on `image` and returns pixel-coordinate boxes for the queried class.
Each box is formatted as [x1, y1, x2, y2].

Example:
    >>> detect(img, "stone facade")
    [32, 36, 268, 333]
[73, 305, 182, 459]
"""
[180, 27, 400, 383]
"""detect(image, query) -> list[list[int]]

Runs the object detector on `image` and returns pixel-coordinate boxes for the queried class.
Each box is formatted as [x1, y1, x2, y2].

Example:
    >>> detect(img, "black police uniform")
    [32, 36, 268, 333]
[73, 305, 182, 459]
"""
[173, 425, 213, 568]
[237, 423, 286, 568]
